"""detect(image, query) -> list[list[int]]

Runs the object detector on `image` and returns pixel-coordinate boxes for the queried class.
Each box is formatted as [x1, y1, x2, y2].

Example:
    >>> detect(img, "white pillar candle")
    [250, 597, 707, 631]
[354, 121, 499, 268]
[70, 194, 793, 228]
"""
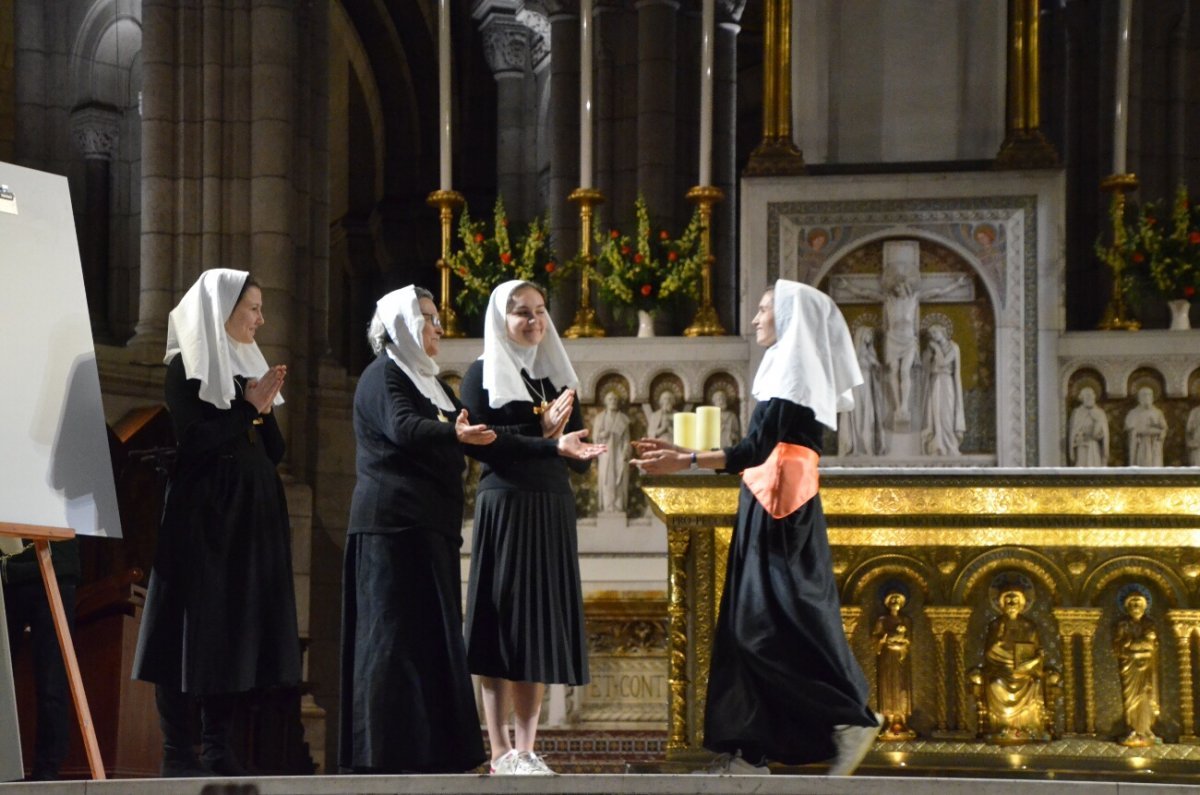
[696, 406, 721, 451]
[438, 0, 452, 191]
[579, 0, 594, 189]
[1113, 0, 1131, 175]
[698, 0, 714, 187]
[673, 411, 697, 450]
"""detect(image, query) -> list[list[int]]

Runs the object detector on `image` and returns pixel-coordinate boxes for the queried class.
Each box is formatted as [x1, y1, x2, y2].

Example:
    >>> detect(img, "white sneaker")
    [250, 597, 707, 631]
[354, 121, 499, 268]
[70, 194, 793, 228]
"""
[513, 751, 555, 775]
[693, 751, 771, 775]
[828, 712, 883, 776]
[489, 749, 520, 775]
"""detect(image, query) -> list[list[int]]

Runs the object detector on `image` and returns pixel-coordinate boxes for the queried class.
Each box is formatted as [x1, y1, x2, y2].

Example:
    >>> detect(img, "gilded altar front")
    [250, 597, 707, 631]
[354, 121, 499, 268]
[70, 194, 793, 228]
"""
[643, 470, 1200, 776]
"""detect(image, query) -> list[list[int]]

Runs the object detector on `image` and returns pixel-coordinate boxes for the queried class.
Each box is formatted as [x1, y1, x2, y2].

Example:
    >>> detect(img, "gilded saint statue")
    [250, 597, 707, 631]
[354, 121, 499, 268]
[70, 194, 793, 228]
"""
[1113, 585, 1160, 747]
[969, 577, 1060, 744]
[872, 589, 917, 740]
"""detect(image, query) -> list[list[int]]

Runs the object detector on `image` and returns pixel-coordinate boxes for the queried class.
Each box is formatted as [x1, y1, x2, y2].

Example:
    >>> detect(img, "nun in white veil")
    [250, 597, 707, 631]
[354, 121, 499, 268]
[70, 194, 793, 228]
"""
[133, 269, 299, 778]
[459, 280, 605, 775]
[338, 285, 495, 774]
[633, 279, 882, 776]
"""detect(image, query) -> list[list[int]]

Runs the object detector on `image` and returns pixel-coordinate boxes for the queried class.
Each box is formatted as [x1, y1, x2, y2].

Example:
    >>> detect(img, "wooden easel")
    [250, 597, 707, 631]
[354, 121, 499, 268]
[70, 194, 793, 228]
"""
[1, 523, 105, 780]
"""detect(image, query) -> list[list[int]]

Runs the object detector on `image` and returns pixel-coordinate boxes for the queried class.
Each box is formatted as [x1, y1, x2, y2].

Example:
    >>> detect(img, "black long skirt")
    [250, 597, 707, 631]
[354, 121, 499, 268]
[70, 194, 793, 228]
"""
[464, 489, 588, 685]
[338, 531, 485, 773]
[703, 488, 876, 765]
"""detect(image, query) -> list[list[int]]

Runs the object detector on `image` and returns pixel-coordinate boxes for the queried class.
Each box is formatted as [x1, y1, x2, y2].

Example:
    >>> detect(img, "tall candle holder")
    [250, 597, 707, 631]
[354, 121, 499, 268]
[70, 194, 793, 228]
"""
[426, 188, 465, 338]
[683, 185, 727, 337]
[563, 187, 606, 338]
[1097, 173, 1140, 331]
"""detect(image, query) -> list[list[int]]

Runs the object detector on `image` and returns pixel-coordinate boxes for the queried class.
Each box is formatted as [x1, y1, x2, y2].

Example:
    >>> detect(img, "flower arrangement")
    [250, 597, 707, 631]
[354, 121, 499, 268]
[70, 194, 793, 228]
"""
[1133, 185, 1200, 301]
[589, 195, 703, 319]
[449, 197, 556, 317]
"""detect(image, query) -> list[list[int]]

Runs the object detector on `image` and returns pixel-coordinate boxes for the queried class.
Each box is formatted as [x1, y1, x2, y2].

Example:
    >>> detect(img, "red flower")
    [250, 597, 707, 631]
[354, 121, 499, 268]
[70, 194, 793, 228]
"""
[1132, 252, 1145, 263]
[500, 252, 513, 265]
[610, 229, 619, 239]
[659, 230, 669, 240]
[456, 267, 468, 277]
[640, 284, 653, 297]
[621, 245, 631, 255]
[474, 233, 485, 243]
[1186, 286, 1197, 298]
[1147, 217, 1158, 226]
[668, 251, 678, 262]
[633, 253, 644, 264]
[1189, 231, 1200, 245]
[501, 219, 509, 227]
[545, 262, 556, 274]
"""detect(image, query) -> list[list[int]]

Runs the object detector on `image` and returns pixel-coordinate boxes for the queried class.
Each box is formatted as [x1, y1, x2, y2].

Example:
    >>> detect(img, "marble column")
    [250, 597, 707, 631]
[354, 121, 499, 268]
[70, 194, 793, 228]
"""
[71, 105, 120, 340]
[131, 0, 177, 358]
[547, 5, 579, 327]
[635, 0, 677, 221]
[476, 9, 530, 218]
[712, 3, 742, 332]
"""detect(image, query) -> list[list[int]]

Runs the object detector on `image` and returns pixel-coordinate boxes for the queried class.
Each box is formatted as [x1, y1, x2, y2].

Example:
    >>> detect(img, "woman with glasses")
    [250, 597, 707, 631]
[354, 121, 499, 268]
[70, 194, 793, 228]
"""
[461, 280, 606, 775]
[338, 286, 497, 774]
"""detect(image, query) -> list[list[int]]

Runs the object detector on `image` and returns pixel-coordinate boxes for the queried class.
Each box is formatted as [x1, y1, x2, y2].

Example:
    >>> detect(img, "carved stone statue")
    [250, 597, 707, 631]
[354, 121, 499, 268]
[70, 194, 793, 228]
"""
[969, 578, 1060, 744]
[594, 390, 631, 513]
[711, 388, 741, 448]
[1124, 387, 1167, 467]
[1113, 585, 1160, 747]
[840, 326, 885, 457]
[920, 324, 964, 457]
[644, 390, 677, 442]
[872, 589, 916, 740]
[1069, 386, 1110, 467]
[840, 265, 969, 428]
[1186, 404, 1200, 467]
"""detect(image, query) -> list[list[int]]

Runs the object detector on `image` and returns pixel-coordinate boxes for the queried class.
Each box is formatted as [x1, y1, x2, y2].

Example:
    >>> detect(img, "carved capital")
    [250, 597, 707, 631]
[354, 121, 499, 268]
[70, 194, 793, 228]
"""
[479, 18, 529, 76]
[70, 105, 120, 160]
[516, 8, 551, 68]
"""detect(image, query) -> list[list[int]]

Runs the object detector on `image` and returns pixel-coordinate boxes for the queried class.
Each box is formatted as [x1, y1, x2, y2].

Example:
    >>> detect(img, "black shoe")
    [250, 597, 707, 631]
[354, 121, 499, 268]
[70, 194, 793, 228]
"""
[201, 752, 250, 777]
[162, 751, 209, 778]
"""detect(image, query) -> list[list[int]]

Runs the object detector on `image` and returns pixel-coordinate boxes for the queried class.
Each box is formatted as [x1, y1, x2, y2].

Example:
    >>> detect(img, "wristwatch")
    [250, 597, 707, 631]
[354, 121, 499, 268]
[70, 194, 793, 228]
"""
[689, 452, 699, 470]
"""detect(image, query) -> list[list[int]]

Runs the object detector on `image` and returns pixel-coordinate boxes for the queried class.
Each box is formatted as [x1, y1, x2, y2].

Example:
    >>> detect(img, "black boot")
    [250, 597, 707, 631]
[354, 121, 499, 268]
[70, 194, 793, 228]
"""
[201, 694, 249, 777]
[156, 686, 206, 777]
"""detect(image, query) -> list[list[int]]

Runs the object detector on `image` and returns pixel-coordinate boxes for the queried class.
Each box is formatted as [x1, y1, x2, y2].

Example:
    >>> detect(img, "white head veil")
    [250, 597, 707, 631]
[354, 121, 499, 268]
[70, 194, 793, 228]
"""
[164, 268, 283, 410]
[374, 286, 456, 413]
[751, 279, 862, 431]
[481, 280, 578, 408]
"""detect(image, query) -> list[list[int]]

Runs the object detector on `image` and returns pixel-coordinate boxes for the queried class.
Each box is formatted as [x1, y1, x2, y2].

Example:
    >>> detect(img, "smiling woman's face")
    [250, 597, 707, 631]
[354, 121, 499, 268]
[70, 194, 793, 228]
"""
[752, 290, 776, 348]
[225, 285, 264, 344]
[505, 286, 548, 348]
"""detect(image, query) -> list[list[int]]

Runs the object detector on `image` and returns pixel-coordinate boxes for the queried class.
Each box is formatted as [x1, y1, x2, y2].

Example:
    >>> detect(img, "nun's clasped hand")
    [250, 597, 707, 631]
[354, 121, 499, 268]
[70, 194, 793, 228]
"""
[456, 409, 497, 446]
[245, 364, 286, 414]
[541, 389, 575, 439]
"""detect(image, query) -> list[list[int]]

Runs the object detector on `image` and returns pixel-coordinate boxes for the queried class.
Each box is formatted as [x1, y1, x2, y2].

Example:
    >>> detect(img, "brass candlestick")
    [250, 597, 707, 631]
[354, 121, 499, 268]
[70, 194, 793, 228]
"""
[426, 189, 465, 338]
[563, 187, 606, 338]
[683, 185, 727, 337]
[1097, 173, 1140, 331]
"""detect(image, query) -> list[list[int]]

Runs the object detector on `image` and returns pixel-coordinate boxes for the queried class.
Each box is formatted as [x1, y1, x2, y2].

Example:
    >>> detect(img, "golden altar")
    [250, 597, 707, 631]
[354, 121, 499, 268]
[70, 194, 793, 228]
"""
[643, 470, 1200, 778]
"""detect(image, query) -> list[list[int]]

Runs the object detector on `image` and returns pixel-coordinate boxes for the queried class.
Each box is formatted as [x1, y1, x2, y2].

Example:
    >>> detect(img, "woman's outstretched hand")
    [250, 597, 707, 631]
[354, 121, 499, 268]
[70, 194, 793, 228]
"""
[541, 389, 575, 438]
[630, 437, 689, 475]
[245, 365, 286, 414]
[455, 409, 497, 446]
[556, 428, 606, 460]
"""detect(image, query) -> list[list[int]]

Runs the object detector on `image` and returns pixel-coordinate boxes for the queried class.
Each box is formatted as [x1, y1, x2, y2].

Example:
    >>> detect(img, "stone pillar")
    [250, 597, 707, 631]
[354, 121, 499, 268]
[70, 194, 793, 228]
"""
[476, 6, 530, 217]
[547, 5, 579, 327]
[71, 105, 121, 340]
[131, 0, 177, 359]
[250, 0, 295, 386]
[635, 0, 677, 218]
[712, 5, 742, 331]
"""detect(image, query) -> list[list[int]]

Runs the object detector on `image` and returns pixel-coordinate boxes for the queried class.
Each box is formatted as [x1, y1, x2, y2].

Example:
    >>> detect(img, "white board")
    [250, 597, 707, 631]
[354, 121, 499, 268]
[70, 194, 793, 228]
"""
[0, 161, 122, 538]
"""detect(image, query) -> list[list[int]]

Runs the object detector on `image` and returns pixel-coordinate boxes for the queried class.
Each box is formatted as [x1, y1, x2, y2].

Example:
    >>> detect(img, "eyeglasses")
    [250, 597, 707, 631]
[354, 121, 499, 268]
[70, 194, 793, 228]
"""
[422, 312, 443, 330]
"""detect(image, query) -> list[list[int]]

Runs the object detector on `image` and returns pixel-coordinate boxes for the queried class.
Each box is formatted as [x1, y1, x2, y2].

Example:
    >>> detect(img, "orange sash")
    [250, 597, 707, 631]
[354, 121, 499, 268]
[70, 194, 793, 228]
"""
[741, 443, 820, 519]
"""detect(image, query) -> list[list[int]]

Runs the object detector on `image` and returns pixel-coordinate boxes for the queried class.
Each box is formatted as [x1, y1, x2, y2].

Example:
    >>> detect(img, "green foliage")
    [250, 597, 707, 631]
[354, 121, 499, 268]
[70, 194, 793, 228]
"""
[449, 197, 556, 317]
